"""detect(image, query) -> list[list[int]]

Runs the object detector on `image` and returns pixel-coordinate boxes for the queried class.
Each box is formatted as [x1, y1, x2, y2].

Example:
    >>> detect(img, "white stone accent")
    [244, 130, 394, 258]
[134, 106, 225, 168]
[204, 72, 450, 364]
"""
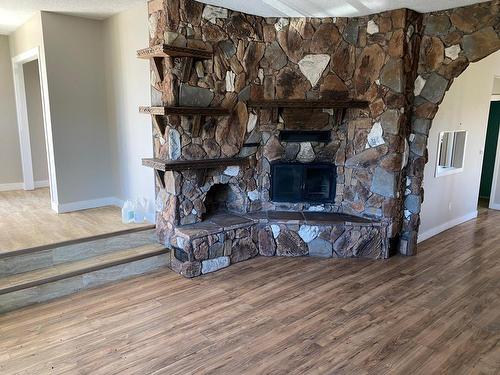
[409, 133, 415, 142]
[308, 205, 325, 212]
[247, 113, 258, 132]
[148, 14, 158, 39]
[414, 76, 426, 96]
[201, 256, 230, 274]
[275, 17, 289, 32]
[226, 71, 235, 92]
[367, 20, 379, 35]
[297, 142, 315, 163]
[298, 54, 331, 87]
[298, 225, 320, 243]
[176, 237, 185, 249]
[402, 139, 410, 170]
[271, 225, 280, 239]
[155, 189, 167, 212]
[168, 128, 181, 160]
[195, 61, 204, 78]
[258, 68, 264, 84]
[406, 24, 414, 41]
[223, 166, 240, 177]
[366, 122, 385, 148]
[445, 44, 461, 61]
[202, 5, 228, 24]
[248, 190, 260, 201]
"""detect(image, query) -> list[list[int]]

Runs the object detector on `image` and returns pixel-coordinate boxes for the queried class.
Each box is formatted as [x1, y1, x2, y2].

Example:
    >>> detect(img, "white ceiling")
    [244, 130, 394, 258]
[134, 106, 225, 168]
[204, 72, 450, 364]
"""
[0, 0, 491, 35]
[0, 0, 146, 34]
[199, 0, 491, 18]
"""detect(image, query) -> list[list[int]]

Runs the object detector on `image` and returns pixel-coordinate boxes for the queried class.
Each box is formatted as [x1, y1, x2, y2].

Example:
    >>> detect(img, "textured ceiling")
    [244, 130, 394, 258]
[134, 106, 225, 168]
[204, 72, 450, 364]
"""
[0, 0, 492, 35]
[0, 0, 146, 34]
[198, 0, 492, 17]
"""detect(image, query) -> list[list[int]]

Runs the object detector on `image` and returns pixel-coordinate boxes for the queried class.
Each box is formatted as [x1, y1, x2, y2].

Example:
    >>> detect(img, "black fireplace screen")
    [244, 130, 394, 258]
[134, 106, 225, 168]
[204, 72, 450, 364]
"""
[271, 162, 336, 203]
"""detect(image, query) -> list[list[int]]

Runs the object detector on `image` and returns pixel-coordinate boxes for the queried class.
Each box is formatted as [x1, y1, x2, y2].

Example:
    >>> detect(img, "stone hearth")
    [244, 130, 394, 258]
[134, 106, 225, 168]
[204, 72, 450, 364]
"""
[140, 0, 500, 277]
[170, 211, 388, 277]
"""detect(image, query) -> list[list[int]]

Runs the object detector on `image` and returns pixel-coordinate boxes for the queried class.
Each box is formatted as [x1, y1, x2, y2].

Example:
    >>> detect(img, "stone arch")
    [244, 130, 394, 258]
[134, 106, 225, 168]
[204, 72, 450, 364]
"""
[201, 173, 248, 218]
[202, 181, 247, 218]
[400, 0, 500, 255]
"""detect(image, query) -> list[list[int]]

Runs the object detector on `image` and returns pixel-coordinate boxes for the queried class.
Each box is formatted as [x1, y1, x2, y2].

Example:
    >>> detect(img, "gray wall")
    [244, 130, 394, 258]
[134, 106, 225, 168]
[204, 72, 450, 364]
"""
[40, 12, 114, 205]
[0, 35, 23, 186]
[420, 49, 500, 240]
[23, 60, 49, 183]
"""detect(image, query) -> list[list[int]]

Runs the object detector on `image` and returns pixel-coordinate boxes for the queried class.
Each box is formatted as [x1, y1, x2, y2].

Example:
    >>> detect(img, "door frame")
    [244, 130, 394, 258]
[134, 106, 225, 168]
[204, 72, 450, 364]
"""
[487, 80, 500, 210]
[12, 47, 59, 210]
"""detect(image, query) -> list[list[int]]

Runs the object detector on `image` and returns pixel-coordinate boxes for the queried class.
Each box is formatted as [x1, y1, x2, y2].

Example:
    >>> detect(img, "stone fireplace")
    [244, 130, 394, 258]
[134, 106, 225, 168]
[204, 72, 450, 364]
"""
[139, 0, 500, 277]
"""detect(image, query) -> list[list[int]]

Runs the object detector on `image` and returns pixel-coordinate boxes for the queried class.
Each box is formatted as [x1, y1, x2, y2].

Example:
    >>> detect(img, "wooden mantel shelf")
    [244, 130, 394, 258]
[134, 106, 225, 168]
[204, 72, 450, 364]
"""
[137, 44, 212, 59]
[247, 99, 369, 109]
[142, 157, 249, 172]
[139, 106, 229, 116]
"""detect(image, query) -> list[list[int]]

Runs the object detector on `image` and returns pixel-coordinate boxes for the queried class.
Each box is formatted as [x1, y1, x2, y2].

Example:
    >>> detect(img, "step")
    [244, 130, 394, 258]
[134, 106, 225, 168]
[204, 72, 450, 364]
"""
[0, 244, 170, 314]
[0, 227, 157, 277]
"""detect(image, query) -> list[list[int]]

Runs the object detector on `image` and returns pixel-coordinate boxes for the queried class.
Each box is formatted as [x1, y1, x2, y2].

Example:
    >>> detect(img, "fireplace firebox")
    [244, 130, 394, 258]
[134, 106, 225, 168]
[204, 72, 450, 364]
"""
[271, 162, 336, 203]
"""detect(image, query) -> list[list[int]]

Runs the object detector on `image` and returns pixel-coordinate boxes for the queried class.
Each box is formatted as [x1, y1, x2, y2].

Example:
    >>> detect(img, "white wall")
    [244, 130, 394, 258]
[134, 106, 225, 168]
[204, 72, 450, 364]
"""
[0, 35, 22, 187]
[103, 4, 154, 204]
[493, 77, 500, 95]
[419, 49, 500, 241]
[8, 13, 43, 58]
[23, 59, 49, 183]
[40, 12, 114, 208]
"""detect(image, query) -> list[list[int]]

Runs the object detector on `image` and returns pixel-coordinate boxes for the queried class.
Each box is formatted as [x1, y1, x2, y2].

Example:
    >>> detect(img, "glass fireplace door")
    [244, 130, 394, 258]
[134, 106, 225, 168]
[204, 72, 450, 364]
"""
[271, 162, 336, 203]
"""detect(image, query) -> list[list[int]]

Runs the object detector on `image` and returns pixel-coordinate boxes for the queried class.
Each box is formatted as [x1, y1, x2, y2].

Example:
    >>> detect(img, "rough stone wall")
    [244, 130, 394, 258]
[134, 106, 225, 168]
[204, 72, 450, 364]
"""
[148, 0, 500, 257]
[401, 1, 500, 254]
[148, 0, 424, 251]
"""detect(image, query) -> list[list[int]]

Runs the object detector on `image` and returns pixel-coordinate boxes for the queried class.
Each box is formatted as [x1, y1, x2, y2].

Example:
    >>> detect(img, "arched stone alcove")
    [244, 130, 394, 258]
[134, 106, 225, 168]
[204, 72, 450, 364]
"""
[400, 1, 500, 255]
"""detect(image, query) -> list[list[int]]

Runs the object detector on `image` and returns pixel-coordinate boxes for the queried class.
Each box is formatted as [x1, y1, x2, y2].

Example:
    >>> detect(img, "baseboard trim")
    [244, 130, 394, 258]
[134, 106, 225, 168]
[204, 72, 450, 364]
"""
[0, 180, 50, 192]
[418, 210, 478, 243]
[34, 180, 49, 188]
[0, 182, 24, 192]
[56, 197, 124, 213]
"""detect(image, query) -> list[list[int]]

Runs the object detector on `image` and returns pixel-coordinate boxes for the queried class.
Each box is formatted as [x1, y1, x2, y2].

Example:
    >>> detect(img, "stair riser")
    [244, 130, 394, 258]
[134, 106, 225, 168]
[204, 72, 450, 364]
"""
[0, 254, 169, 314]
[0, 230, 157, 277]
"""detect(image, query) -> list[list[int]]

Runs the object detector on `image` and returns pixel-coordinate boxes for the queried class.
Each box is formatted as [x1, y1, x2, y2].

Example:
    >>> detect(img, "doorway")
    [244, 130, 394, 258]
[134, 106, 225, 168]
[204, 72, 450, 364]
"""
[484, 93, 500, 210]
[22, 60, 49, 190]
[12, 48, 58, 210]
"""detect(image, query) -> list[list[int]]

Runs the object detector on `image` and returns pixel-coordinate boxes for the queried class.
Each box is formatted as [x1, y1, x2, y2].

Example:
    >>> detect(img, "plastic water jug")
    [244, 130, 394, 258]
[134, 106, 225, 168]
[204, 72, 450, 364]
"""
[121, 200, 134, 224]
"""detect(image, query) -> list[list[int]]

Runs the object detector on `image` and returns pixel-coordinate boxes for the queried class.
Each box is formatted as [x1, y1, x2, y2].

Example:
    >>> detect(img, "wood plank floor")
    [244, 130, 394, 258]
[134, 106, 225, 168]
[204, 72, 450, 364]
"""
[0, 209, 499, 374]
[0, 188, 149, 254]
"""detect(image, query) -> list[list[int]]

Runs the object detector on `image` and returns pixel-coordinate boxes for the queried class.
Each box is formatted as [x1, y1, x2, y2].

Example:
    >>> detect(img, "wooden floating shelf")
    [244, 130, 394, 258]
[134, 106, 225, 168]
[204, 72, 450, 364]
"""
[139, 106, 230, 116]
[247, 99, 369, 109]
[137, 44, 212, 59]
[142, 157, 249, 172]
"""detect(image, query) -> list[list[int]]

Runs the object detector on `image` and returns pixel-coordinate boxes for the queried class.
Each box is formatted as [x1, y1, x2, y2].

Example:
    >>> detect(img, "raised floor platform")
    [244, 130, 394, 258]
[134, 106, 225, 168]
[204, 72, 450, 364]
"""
[169, 211, 389, 278]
